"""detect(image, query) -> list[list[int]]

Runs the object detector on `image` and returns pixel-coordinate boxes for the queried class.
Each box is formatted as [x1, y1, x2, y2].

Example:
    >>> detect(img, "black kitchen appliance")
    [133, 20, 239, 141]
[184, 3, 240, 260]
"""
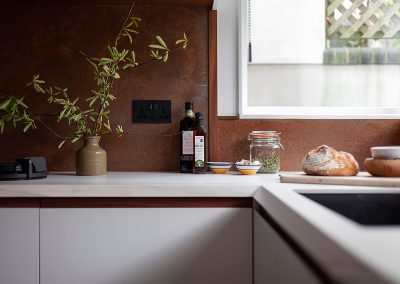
[0, 157, 48, 180]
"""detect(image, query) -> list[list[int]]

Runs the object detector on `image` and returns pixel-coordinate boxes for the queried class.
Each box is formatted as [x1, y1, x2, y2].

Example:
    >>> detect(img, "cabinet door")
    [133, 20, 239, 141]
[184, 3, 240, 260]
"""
[40, 208, 252, 284]
[253, 211, 321, 284]
[0, 208, 39, 284]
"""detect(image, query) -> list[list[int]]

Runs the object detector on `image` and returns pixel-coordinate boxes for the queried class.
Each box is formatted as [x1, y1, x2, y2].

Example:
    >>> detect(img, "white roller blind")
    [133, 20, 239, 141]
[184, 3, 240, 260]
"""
[248, 0, 325, 64]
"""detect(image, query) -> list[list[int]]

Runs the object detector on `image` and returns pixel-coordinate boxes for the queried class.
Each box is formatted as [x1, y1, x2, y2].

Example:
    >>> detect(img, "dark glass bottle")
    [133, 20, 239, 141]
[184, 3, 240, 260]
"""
[193, 112, 207, 174]
[180, 102, 196, 173]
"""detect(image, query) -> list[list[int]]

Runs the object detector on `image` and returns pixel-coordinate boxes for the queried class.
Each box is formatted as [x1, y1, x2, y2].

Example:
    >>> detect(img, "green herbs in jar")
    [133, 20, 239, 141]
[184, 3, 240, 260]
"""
[256, 156, 280, 173]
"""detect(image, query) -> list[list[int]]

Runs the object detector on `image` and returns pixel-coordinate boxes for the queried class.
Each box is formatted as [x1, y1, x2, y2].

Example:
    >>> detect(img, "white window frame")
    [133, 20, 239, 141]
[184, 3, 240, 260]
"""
[238, 0, 400, 119]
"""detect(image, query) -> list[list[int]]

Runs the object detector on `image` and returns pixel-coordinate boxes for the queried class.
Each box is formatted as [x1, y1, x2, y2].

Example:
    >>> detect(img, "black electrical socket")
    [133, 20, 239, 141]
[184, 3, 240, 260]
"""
[132, 100, 171, 123]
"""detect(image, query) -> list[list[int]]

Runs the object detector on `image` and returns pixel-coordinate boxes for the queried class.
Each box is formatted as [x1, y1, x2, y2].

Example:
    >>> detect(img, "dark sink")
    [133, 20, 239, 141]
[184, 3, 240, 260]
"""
[301, 193, 400, 226]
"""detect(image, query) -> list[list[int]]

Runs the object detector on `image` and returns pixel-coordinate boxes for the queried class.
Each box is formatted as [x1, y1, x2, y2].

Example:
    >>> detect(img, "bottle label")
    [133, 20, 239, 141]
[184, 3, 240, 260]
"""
[182, 131, 194, 155]
[194, 136, 205, 167]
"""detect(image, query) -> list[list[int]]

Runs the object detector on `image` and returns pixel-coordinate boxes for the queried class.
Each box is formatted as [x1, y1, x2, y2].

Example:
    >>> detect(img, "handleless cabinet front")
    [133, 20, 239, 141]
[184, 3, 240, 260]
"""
[253, 210, 321, 284]
[0, 208, 39, 284]
[40, 207, 252, 284]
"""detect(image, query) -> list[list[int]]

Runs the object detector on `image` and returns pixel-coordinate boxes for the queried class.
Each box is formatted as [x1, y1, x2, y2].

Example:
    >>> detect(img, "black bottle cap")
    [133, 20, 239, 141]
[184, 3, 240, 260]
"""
[195, 112, 204, 120]
[185, 102, 193, 110]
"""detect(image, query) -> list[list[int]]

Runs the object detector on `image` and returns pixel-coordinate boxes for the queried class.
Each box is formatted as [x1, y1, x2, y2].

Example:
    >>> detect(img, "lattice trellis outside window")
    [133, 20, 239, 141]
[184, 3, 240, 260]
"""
[325, 0, 400, 64]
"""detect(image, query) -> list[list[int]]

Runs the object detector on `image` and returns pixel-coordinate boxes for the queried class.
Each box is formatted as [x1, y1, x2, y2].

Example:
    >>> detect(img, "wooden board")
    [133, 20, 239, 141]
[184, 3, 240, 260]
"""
[280, 172, 400, 188]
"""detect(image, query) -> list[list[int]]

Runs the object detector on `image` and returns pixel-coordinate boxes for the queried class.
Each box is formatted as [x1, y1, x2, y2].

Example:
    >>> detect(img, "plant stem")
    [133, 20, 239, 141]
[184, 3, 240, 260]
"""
[25, 109, 69, 140]
[57, 36, 91, 61]
[115, 0, 136, 47]
[93, 0, 136, 135]
[34, 116, 69, 140]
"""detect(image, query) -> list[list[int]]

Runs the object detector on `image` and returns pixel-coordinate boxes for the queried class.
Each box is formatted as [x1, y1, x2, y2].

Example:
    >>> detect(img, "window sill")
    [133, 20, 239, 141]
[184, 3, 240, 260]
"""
[239, 107, 400, 119]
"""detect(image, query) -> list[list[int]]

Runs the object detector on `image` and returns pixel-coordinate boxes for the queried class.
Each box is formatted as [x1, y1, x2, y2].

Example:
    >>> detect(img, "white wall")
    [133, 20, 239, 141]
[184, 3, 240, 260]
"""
[214, 0, 240, 116]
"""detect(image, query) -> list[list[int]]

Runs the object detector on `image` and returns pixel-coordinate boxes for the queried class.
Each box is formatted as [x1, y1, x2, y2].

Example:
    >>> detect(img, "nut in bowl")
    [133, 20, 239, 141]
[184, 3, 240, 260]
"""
[235, 160, 262, 175]
[206, 162, 233, 174]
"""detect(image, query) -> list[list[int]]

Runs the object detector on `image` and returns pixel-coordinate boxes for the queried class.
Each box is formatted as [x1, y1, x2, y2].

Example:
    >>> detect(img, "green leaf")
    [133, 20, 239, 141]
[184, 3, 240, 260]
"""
[150, 50, 162, 60]
[16, 97, 28, 108]
[0, 120, 4, 134]
[0, 98, 11, 110]
[125, 21, 134, 28]
[33, 83, 45, 94]
[23, 122, 32, 133]
[78, 49, 90, 58]
[103, 65, 111, 74]
[156, 36, 168, 49]
[175, 39, 186, 45]
[89, 97, 98, 107]
[86, 58, 99, 71]
[58, 108, 66, 120]
[123, 64, 134, 69]
[100, 57, 113, 63]
[130, 16, 141, 28]
[58, 140, 66, 148]
[104, 119, 111, 131]
[114, 72, 120, 79]
[107, 94, 116, 100]
[82, 109, 95, 114]
[116, 124, 124, 137]
[71, 137, 80, 143]
[149, 44, 166, 50]
[163, 52, 169, 62]
[120, 49, 129, 60]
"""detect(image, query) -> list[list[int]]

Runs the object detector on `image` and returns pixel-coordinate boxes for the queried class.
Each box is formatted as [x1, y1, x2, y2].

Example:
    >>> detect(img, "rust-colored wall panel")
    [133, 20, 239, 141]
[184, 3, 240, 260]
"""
[217, 119, 400, 171]
[0, 4, 208, 171]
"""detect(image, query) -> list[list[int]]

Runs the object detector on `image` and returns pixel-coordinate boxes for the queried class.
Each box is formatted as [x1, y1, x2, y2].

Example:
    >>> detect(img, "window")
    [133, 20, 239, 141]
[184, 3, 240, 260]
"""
[325, 0, 400, 64]
[240, 0, 400, 118]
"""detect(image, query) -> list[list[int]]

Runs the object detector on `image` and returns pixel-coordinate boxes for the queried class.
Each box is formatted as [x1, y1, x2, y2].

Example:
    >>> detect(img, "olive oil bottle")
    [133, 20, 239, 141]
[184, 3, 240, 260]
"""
[193, 112, 207, 174]
[180, 102, 196, 173]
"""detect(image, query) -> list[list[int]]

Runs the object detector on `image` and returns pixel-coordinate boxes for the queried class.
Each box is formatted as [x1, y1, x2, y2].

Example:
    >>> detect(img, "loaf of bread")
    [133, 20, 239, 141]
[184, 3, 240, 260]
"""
[302, 145, 359, 176]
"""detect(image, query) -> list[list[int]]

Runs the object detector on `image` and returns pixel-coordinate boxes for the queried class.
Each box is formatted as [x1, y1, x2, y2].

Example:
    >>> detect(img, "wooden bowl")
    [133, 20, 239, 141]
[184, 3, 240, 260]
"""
[364, 158, 400, 177]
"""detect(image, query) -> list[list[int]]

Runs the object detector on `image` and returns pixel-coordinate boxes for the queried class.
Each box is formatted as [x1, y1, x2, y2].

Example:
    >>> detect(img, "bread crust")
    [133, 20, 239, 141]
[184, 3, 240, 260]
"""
[302, 145, 359, 176]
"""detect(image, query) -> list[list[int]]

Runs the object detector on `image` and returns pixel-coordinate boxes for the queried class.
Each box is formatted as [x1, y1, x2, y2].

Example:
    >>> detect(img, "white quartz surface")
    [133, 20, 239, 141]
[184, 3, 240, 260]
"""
[1, 171, 400, 283]
[0, 171, 272, 197]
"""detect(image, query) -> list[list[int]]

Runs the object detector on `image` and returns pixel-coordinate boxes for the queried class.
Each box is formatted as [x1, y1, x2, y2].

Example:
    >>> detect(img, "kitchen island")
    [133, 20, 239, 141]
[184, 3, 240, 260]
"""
[0, 172, 399, 284]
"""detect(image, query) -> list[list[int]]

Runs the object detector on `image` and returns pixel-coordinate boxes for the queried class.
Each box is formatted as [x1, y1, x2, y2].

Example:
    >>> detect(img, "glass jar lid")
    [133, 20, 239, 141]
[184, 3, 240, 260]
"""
[248, 131, 284, 150]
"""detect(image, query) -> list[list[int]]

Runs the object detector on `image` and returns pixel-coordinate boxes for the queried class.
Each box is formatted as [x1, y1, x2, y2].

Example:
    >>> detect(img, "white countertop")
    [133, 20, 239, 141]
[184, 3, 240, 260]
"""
[256, 179, 400, 284]
[1, 171, 400, 283]
[0, 171, 269, 197]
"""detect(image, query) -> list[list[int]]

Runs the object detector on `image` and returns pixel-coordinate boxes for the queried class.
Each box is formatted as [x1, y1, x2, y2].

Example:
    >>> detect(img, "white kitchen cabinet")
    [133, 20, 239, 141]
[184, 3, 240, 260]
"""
[40, 207, 252, 284]
[253, 210, 321, 284]
[0, 208, 39, 284]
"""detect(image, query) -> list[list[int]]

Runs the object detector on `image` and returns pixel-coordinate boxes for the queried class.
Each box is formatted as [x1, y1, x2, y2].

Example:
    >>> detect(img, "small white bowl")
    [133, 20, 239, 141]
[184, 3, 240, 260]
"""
[235, 164, 262, 175]
[206, 162, 233, 174]
[371, 146, 400, 160]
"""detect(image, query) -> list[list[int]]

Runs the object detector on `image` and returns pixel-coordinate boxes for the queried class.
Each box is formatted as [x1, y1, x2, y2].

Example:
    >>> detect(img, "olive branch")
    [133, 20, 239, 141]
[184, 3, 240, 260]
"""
[0, 2, 188, 148]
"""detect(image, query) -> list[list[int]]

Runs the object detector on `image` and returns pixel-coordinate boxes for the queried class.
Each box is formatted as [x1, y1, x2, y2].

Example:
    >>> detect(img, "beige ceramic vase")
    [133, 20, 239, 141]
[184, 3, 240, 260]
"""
[76, 136, 107, 176]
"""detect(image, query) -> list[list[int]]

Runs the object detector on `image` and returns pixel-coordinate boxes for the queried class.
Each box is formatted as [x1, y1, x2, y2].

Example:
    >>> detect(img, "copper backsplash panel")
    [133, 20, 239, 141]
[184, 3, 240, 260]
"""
[0, 3, 208, 171]
[2, 4, 399, 173]
[217, 119, 400, 171]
